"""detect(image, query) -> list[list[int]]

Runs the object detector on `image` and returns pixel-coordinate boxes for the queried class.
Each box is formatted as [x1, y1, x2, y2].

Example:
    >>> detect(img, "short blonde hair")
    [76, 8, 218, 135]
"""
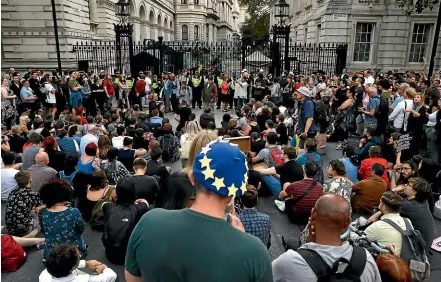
[405, 87, 417, 100]
[182, 130, 217, 174]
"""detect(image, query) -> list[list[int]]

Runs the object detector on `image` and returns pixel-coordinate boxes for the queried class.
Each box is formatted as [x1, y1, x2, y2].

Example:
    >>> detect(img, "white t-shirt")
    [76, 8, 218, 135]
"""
[44, 83, 56, 104]
[145, 77, 152, 92]
[79, 134, 98, 156]
[364, 76, 375, 85]
[1, 168, 19, 201]
[111, 136, 133, 150]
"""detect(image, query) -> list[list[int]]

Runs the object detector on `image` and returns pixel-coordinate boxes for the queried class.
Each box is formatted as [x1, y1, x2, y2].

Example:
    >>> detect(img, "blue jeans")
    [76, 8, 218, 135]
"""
[261, 175, 282, 198]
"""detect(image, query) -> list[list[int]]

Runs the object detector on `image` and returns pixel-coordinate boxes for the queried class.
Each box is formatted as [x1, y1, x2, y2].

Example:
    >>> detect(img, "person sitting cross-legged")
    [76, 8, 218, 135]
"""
[39, 244, 117, 282]
[352, 163, 387, 214]
[276, 160, 323, 224]
[238, 186, 272, 249]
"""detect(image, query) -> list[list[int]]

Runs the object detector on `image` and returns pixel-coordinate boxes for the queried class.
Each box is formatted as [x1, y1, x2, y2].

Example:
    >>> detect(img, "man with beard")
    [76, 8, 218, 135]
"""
[390, 160, 418, 189]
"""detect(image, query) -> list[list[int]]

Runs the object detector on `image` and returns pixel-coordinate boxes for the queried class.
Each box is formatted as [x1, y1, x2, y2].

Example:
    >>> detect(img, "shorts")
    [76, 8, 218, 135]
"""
[44, 103, 56, 109]
[221, 94, 229, 102]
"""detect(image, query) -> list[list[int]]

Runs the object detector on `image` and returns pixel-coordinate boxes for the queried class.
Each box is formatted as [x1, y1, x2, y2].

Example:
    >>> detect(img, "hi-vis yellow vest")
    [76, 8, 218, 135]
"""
[192, 77, 200, 88]
[217, 77, 223, 87]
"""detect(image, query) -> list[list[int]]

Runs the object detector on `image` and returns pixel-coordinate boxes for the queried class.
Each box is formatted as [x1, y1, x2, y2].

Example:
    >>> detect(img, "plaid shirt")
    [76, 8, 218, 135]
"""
[238, 208, 272, 248]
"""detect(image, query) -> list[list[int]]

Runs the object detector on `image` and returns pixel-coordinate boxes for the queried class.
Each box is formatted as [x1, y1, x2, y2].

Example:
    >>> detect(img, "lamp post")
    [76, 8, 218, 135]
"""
[50, 0, 62, 75]
[114, 0, 134, 74]
[272, 0, 290, 76]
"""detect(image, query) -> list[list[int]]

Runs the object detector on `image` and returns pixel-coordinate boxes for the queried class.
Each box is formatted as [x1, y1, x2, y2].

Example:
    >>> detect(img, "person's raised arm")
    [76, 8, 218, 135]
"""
[257, 167, 277, 176]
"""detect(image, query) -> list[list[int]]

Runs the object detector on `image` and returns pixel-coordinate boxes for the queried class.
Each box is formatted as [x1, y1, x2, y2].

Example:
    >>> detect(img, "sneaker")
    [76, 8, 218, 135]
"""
[274, 199, 286, 212]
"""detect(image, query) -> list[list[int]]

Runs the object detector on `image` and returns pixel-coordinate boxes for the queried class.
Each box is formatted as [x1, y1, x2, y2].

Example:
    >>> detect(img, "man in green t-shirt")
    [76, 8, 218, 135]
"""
[125, 141, 273, 282]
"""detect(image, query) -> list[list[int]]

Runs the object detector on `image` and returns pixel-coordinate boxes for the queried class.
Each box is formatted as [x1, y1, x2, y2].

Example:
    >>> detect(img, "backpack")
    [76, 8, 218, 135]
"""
[1, 235, 26, 273]
[382, 218, 430, 281]
[268, 147, 284, 167]
[306, 153, 324, 184]
[159, 134, 180, 162]
[298, 245, 366, 282]
[59, 170, 78, 188]
[102, 204, 138, 265]
[372, 96, 388, 122]
[39, 85, 49, 101]
[313, 100, 329, 127]
[90, 186, 115, 231]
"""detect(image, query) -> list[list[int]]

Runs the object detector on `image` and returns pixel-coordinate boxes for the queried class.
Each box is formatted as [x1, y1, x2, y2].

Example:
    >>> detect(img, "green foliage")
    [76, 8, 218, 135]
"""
[240, 13, 270, 44]
[395, 0, 440, 15]
[239, 0, 272, 16]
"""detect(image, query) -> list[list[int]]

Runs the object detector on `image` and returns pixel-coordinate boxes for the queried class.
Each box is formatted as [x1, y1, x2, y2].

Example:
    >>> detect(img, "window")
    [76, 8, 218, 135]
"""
[181, 0, 187, 4]
[353, 23, 374, 62]
[182, 25, 188, 41]
[194, 25, 199, 40]
[304, 28, 308, 44]
[206, 24, 209, 41]
[316, 24, 321, 43]
[194, 0, 199, 4]
[409, 24, 431, 63]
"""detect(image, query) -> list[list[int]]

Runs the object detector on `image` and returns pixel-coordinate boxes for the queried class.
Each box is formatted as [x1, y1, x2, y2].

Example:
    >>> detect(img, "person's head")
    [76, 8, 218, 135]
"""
[305, 138, 317, 152]
[413, 93, 424, 105]
[15, 170, 32, 188]
[189, 140, 248, 206]
[85, 142, 97, 157]
[404, 177, 431, 202]
[309, 193, 351, 243]
[364, 126, 375, 138]
[265, 119, 274, 129]
[276, 114, 285, 124]
[45, 244, 81, 278]
[376, 253, 412, 282]
[116, 125, 125, 137]
[399, 160, 418, 180]
[133, 157, 147, 174]
[304, 160, 319, 179]
[43, 136, 57, 153]
[230, 129, 240, 137]
[36, 152, 50, 165]
[2, 152, 16, 167]
[366, 85, 377, 98]
[163, 123, 173, 134]
[28, 132, 44, 146]
[64, 153, 79, 170]
[379, 191, 404, 214]
[368, 145, 382, 158]
[182, 130, 217, 174]
[283, 146, 296, 161]
[222, 113, 231, 123]
[106, 147, 119, 161]
[98, 135, 111, 155]
[123, 137, 133, 148]
[40, 179, 73, 208]
[228, 119, 237, 130]
[250, 131, 260, 141]
[150, 147, 163, 161]
[295, 86, 312, 101]
[266, 132, 278, 145]
[370, 163, 385, 177]
[115, 177, 138, 204]
[378, 79, 391, 91]
[204, 107, 211, 114]
[184, 121, 200, 137]
[327, 160, 346, 177]
[241, 186, 259, 208]
[404, 87, 416, 100]
[110, 114, 120, 123]
[207, 121, 216, 131]
[89, 169, 108, 190]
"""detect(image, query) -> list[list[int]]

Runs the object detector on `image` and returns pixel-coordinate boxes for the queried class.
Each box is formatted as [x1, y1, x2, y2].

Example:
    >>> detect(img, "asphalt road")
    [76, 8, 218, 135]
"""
[2, 108, 440, 282]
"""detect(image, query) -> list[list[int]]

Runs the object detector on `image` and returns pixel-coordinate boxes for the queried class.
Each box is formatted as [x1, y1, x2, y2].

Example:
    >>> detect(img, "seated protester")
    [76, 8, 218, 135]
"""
[199, 107, 215, 129]
[98, 147, 130, 186]
[39, 244, 117, 282]
[376, 253, 412, 282]
[43, 136, 66, 172]
[180, 121, 200, 168]
[238, 186, 272, 249]
[277, 161, 323, 224]
[221, 113, 231, 131]
[382, 132, 403, 168]
[132, 128, 149, 150]
[146, 147, 170, 181]
[39, 179, 87, 260]
[241, 112, 261, 136]
[174, 100, 192, 132]
[358, 146, 389, 188]
[154, 118, 172, 138]
[57, 128, 79, 154]
[272, 194, 382, 282]
[206, 121, 216, 131]
[323, 160, 353, 204]
[341, 146, 359, 183]
[158, 123, 180, 162]
[261, 119, 276, 140]
[352, 163, 388, 214]
[5, 171, 44, 237]
[394, 177, 434, 251]
[58, 153, 79, 187]
[390, 160, 418, 190]
[107, 114, 121, 138]
[356, 126, 382, 161]
[357, 191, 409, 256]
[79, 170, 116, 225]
[1, 152, 19, 201]
[251, 132, 281, 167]
[28, 152, 58, 192]
[102, 178, 150, 265]
[257, 146, 304, 198]
[130, 158, 160, 204]
[125, 141, 272, 282]
[249, 132, 266, 158]
[296, 138, 324, 183]
[276, 114, 288, 145]
[149, 109, 163, 126]
[142, 139, 161, 163]
[118, 137, 147, 173]
[111, 126, 126, 150]
[68, 126, 82, 148]
[9, 125, 28, 154]
[77, 143, 98, 174]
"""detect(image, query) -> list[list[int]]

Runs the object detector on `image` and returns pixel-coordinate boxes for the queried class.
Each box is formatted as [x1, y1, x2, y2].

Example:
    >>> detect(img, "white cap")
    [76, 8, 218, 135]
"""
[296, 86, 311, 97]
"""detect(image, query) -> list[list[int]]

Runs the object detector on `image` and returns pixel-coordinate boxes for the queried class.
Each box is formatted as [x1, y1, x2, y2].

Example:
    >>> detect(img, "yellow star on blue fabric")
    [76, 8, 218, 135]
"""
[199, 155, 212, 168]
[240, 181, 247, 194]
[212, 177, 225, 191]
[227, 183, 239, 196]
[200, 145, 212, 155]
[244, 172, 249, 184]
[202, 166, 215, 180]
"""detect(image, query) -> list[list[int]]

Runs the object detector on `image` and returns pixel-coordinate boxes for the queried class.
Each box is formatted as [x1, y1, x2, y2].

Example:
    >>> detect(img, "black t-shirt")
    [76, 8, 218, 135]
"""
[251, 139, 266, 155]
[155, 172, 195, 210]
[48, 151, 66, 172]
[275, 160, 304, 187]
[200, 113, 215, 129]
[131, 175, 160, 204]
[276, 123, 288, 145]
[400, 199, 434, 249]
[146, 160, 169, 180]
[177, 107, 192, 129]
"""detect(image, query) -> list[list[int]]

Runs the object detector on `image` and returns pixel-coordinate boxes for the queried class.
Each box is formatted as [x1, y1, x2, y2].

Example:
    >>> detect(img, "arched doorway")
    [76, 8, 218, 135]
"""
[149, 10, 156, 40]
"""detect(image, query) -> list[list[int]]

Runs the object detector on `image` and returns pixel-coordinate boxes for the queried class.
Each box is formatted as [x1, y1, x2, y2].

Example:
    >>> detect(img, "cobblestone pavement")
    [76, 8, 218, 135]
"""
[2, 108, 440, 282]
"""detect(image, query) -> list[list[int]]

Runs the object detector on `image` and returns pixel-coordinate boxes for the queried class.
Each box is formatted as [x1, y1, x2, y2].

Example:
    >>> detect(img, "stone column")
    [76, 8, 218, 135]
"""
[213, 25, 217, 42]
[208, 24, 214, 44]
[89, 0, 98, 23]
[133, 17, 141, 42]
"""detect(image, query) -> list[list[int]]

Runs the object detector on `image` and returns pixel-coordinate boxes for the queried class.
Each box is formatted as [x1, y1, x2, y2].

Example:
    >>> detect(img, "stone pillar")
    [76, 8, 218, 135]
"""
[208, 24, 214, 43]
[89, 0, 98, 23]
[150, 26, 156, 40]
[133, 18, 141, 42]
[213, 25, 217, 42]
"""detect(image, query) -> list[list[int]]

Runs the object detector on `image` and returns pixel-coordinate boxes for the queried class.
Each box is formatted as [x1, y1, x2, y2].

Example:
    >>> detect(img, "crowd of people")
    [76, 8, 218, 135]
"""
[1, 65, 441, 282]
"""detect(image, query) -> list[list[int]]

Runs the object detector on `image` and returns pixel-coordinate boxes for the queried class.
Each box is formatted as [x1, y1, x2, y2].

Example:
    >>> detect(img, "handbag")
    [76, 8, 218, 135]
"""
[285, 181, 317, 214]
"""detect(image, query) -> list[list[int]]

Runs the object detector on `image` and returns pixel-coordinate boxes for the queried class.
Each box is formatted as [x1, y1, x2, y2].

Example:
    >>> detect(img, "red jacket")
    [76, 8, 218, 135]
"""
[358, 157, 389, 188]
[135, 79, 146, 94]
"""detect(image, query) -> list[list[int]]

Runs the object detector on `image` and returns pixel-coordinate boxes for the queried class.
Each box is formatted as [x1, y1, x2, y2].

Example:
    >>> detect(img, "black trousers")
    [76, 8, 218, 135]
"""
[171, 94, 179, 112]
[96, 98, 106, 114]
[192, 89, 202, 108]
[229, 89, 234, 108]
[82, 96, 97, 117]
[216, 88, 222, 108]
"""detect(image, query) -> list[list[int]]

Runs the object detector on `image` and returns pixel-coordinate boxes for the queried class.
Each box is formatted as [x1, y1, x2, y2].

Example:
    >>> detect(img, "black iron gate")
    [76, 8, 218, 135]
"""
[73, 38, 348, 77]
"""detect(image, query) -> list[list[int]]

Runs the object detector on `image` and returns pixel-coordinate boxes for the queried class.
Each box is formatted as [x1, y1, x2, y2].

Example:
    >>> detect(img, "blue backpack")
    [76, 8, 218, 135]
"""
[59, 170, 78, 188]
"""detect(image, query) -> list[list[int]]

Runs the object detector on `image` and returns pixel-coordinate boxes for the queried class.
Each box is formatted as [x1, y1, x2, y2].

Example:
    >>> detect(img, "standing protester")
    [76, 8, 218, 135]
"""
[202, 76, 217, 112]
[190, 71, 203, 109]
[295, 87, 319, 150]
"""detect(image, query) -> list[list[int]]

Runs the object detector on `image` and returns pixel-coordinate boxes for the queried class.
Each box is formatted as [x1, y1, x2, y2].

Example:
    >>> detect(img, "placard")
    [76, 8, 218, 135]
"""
[397, 133, 412, 152]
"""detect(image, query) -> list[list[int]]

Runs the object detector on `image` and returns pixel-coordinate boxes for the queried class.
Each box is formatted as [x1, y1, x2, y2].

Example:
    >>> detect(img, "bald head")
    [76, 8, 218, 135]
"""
[35, 152, 49, 165]
[87, 125, 96, 134]
[315, 193, 351, 219]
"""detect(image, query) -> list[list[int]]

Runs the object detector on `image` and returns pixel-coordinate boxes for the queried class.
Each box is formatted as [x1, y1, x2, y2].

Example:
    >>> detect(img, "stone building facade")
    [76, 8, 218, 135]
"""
[269, 0, 441, 72]
[1, 0, 243, 70]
